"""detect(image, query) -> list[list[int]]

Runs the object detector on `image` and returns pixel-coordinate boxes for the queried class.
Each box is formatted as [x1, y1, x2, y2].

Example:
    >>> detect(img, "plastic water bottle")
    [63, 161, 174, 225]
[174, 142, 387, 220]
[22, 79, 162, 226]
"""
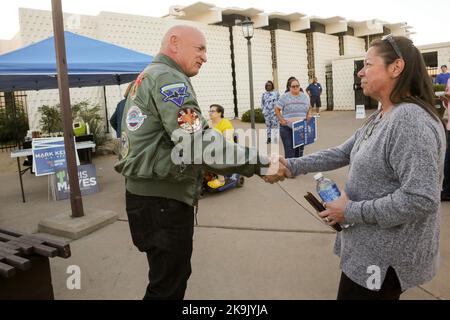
[314, 173, 352, 229]
[314, 172, 341, 202]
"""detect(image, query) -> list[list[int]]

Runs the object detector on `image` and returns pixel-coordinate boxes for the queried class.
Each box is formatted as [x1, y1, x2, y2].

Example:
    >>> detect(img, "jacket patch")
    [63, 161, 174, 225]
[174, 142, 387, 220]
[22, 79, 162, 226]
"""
[126, 106, 147, 131]
[130, 71, 146, 99]
[177, 107, 202, 134]
[160, 83, 190, 107]
[120, 132, 130, 158]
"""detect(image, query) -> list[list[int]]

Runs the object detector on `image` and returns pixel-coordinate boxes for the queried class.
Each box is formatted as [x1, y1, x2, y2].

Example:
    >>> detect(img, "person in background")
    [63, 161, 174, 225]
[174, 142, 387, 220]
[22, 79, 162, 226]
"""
[268, 35, 446, 300]
[109, 81, 134, 138]
[440, 78, 450, 201]
[261, 80, 280, 144]
[306, 77, 323, 118]
[275, 78, 312, 158]
[207, 104, 234, 188]
[436, 65, 450, 85]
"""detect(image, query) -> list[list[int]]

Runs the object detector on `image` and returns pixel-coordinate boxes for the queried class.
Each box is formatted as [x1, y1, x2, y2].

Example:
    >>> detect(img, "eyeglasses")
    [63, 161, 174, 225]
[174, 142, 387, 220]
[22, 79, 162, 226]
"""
[381, 34, 403, 60]
[209, 110, 217, 113]
[290, 85, 300, 88]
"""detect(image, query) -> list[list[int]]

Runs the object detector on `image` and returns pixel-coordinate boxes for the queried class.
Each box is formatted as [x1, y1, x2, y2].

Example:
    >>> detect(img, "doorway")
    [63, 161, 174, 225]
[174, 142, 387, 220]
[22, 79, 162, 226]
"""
[354, 60, 378, 109]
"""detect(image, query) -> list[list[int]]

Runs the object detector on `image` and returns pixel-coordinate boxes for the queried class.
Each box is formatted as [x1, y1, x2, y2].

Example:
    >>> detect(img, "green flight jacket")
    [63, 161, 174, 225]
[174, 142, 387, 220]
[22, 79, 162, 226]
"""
[114, 54, 269, 206]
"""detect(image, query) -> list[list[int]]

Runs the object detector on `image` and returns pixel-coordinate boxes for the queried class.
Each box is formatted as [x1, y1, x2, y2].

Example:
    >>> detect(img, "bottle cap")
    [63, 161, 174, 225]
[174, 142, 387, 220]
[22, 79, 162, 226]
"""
[313, 172, 323, 181]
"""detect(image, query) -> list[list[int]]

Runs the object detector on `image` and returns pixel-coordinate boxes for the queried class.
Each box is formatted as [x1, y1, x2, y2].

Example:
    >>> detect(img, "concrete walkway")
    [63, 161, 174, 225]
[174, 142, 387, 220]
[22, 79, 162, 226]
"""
[0, 110, 448, 299]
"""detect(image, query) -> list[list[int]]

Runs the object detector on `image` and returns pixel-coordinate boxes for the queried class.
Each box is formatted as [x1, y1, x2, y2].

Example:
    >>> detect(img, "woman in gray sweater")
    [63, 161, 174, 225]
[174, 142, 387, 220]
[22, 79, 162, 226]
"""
[277, 36, 446, 299]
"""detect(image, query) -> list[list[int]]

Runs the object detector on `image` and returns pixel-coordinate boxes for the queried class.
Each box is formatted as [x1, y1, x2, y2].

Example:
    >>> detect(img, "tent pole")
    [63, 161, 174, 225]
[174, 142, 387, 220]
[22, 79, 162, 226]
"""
[103, 86, 109, 133]
[51, 0, 84, 218]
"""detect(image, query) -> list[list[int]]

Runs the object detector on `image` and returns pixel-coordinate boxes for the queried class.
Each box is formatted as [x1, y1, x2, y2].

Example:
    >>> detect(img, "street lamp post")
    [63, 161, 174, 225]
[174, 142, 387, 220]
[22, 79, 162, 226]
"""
[241, 19, 256, 145]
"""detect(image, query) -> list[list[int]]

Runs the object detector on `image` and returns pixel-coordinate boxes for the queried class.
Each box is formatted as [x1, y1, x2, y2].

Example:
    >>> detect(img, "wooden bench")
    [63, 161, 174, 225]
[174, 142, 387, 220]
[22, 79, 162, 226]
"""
[0, 228, 71, 299]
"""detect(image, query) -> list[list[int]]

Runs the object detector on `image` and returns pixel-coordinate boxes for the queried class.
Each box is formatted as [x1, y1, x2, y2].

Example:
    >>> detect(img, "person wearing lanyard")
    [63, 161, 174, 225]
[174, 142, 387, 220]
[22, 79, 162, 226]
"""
[275, 78, 312, 158]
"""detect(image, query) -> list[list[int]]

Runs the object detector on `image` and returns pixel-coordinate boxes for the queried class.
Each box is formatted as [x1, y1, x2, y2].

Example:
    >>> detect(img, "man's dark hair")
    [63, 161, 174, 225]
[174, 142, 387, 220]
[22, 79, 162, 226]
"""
[210, 104, 225, 118]
[442, 65, 447, 69]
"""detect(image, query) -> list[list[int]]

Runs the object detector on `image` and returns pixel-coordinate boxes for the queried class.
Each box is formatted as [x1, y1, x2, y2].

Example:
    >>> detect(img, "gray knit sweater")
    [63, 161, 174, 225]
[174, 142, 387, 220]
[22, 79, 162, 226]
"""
[286, 103, 446, 291]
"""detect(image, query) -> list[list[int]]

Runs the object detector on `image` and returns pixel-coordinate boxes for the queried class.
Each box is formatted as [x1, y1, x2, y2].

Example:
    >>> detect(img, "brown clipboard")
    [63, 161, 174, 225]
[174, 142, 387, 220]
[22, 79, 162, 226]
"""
[304, 192, 342, 232]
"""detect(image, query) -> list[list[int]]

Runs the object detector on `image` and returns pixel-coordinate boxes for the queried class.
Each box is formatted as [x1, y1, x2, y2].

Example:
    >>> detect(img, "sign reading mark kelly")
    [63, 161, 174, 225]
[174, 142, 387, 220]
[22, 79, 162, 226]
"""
[54, 164, 99, 200]
[32, 137, 66, 176]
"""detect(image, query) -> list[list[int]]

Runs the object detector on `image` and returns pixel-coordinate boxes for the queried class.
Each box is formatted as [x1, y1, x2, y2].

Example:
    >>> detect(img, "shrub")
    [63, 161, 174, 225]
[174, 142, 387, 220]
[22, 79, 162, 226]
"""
[241, 108, 266, 123]
[38, 100, 107, 146]
[71, 101, 106, 146]
[38, 104, 63, 134]
[433, 84, 446, 92]
[0, 104, 29, 143]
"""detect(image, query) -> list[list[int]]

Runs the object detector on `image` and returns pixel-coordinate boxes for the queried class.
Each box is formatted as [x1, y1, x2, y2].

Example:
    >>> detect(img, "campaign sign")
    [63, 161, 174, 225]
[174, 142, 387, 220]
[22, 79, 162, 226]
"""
[54, 164, 99, 200]
[305, 117, 317, 145]
[292, 120, 306, 148]
[292, 117, 317, 148]
[32, 138, 66, 176]
[32, 137, 80, 176]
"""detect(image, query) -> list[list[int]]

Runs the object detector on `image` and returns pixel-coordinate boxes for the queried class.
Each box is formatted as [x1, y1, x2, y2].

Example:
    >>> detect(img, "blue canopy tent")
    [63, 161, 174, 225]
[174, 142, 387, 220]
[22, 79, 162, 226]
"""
[0, 31, 152, 139]
[0, 31, 153, 91]
[0, 32, 152, 203]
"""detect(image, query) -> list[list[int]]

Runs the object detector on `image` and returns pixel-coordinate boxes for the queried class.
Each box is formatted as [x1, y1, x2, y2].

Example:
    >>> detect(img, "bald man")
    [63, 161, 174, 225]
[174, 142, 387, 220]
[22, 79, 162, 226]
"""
[114, 25, 276, 299]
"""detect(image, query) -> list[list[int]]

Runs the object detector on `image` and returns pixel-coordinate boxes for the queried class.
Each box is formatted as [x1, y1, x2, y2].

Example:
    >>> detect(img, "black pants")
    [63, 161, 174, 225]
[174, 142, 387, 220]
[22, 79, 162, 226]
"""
[337, 267, 403, 300]
[280, 125, 304, 158]
[125, 191, 194, 300]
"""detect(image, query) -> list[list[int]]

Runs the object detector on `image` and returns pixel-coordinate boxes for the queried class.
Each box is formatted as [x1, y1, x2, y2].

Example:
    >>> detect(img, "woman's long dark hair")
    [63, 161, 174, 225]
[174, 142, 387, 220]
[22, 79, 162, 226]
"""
[285, 77, 296, 93]
[370, 36, 442, 126]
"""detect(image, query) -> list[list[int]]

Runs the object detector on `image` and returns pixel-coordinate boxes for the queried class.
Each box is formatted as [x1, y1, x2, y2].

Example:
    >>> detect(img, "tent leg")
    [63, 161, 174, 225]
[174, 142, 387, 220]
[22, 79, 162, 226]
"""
[103, 86, 109, 134]
[17, 157, 26, 203]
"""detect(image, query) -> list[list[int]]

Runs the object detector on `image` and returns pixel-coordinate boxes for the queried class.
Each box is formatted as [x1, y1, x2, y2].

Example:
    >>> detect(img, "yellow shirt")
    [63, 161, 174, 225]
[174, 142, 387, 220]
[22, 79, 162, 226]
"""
[213, 118, 234, 141]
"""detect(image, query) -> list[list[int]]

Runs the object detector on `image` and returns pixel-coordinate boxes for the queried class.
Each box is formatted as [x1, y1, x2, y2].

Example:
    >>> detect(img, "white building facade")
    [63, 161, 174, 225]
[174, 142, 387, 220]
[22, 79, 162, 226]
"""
[2, 2, 446, 135]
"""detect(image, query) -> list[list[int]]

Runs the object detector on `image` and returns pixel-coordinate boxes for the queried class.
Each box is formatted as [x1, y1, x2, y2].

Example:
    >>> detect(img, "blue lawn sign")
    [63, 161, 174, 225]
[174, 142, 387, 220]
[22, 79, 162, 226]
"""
[292, 117, 318, 148]
[32, 137, 79, 176]
[54, 164, 99, 201]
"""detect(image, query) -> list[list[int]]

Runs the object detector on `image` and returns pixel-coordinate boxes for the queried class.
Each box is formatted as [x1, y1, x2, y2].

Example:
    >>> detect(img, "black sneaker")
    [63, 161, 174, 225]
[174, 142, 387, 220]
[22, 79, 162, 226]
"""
[267, 138, 271, 144]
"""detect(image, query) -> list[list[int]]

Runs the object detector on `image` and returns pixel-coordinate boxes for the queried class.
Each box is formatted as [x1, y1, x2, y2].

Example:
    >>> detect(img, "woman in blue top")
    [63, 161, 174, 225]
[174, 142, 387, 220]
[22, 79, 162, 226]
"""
[261, 80, 280, 144]
[275, 78, 312, 158]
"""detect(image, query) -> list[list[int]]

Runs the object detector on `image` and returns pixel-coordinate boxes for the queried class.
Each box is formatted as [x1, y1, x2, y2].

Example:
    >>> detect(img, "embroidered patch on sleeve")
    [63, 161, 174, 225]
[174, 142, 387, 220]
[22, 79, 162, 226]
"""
[120, 132, 130, 158]
[160, 83, 190, 107]
[177, 107, 202, 134]
[130, 71, 146, 99]
[126, 106, 147, 131]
